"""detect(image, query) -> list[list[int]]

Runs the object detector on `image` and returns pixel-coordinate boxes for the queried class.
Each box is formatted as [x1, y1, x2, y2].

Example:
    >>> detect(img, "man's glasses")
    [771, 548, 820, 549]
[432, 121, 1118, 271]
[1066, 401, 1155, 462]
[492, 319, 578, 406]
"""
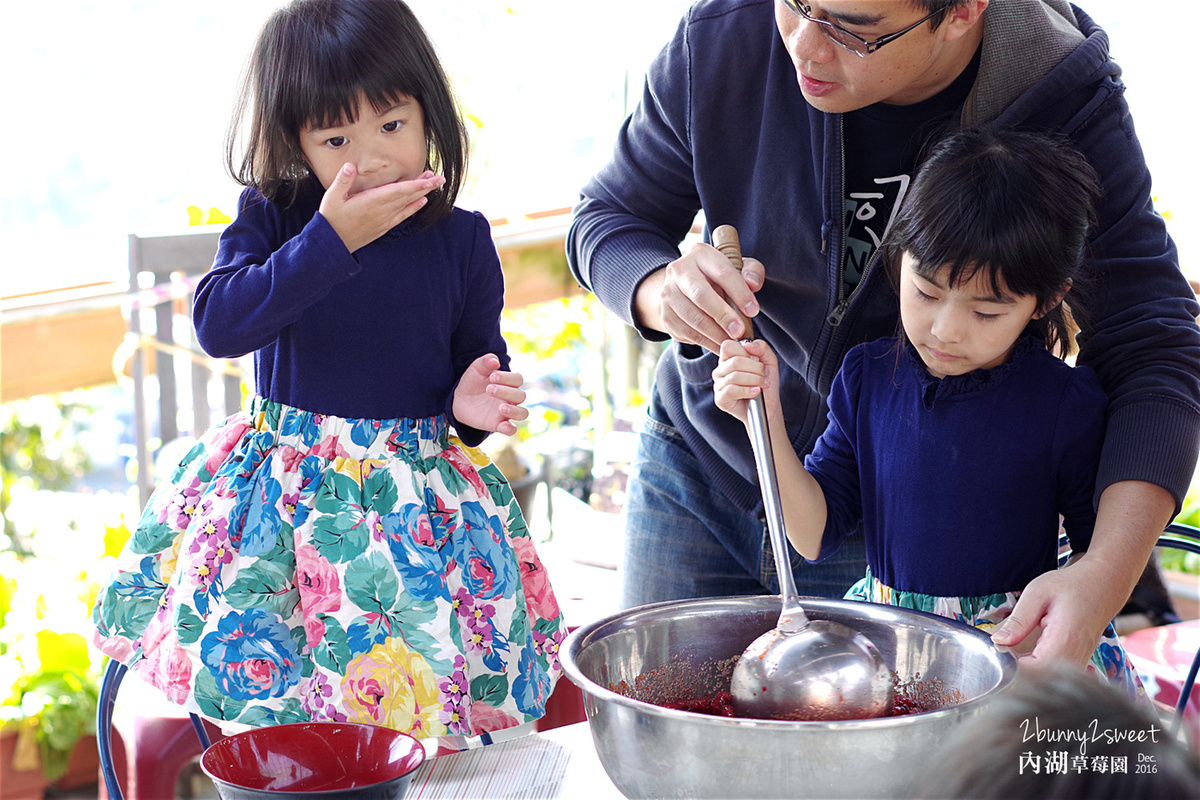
[779, 0, 944, 57]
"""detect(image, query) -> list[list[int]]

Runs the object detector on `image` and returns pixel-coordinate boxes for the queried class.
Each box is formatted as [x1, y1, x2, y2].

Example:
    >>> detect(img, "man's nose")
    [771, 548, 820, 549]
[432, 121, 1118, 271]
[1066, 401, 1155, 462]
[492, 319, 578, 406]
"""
[785, 14, 836, 62]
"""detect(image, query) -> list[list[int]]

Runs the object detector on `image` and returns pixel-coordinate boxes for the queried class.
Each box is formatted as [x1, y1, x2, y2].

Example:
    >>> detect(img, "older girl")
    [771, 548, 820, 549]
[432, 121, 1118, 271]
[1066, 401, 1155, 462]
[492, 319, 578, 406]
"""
[714, 127, 1143, 697]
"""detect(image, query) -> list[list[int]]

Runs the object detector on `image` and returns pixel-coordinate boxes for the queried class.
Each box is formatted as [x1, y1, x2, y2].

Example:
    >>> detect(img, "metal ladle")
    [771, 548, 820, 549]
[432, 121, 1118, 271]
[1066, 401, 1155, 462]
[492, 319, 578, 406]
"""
[712, 225, 893, 721]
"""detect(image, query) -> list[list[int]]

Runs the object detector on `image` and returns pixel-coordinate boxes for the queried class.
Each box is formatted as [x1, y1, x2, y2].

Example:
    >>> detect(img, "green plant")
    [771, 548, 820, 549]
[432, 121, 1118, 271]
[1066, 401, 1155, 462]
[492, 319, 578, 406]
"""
[1165, 481, 1200, 574]
[0, 394, 125, 781]
[0, 544, 113, 781]
[1, 396, 93, 556]
[499, 295, 603, 502]
[0, 508, 132, 780]
[3, 510, 133, 780]
[0, 625, 100, 782]
[500, 294, 600, 440]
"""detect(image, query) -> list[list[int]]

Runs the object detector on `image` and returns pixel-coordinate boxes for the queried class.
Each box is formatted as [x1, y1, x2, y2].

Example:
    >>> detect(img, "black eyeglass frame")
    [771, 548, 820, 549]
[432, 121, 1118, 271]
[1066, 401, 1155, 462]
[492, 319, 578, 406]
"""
[781, 0, 946, 57]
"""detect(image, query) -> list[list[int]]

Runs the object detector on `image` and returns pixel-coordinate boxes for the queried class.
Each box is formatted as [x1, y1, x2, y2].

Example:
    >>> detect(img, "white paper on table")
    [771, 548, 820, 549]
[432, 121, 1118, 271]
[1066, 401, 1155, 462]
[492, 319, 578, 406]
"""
[407, 734, 572, 800]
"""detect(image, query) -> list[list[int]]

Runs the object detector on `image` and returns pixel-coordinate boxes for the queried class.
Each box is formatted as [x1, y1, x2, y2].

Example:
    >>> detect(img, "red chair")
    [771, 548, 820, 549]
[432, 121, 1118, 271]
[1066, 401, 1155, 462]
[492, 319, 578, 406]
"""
[536, 665, 586, 731]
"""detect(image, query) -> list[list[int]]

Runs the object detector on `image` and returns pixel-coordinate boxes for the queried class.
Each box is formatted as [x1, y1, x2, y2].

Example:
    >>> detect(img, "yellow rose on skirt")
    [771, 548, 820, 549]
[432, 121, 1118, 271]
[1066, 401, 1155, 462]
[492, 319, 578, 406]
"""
[342, 637, 448, 738]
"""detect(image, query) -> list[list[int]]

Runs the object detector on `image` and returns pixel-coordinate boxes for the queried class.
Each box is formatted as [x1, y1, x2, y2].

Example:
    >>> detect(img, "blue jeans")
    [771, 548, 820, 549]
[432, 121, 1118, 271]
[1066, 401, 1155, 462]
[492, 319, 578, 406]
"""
[620, 414, 868, 608]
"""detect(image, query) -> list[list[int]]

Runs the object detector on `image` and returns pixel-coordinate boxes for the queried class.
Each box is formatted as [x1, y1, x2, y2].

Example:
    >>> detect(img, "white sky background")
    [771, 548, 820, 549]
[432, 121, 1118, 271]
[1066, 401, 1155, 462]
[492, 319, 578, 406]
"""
[1, 0, 1195, 296]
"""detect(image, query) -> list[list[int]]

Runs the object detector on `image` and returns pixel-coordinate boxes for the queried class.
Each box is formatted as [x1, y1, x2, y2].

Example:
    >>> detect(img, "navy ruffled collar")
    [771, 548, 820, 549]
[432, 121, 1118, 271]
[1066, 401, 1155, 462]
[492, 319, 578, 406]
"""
[906, 329, 1044, 410]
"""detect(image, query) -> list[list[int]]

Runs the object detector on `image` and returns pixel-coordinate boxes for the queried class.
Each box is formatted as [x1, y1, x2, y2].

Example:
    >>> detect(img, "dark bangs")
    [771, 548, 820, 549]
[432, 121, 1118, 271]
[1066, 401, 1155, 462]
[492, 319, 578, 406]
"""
[227, 0, 467, 223]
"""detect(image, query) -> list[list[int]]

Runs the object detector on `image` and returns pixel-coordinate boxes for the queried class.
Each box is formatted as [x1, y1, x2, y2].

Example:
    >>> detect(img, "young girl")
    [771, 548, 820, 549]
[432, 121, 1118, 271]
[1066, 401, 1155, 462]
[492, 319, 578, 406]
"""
[92, 0, 566, 747]
[713, 127, 1144, 697]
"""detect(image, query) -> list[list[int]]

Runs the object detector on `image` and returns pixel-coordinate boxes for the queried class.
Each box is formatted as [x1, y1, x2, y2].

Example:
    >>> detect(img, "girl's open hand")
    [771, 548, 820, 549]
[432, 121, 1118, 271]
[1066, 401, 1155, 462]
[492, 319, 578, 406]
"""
[452, 354, 528, 436]
[319, 165, 446, 253]
[713, 338, 781, 424]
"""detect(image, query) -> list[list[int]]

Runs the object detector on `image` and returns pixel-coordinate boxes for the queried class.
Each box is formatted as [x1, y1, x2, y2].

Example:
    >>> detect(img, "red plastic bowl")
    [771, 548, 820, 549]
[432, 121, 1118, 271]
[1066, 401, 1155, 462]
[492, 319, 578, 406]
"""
[200, 722, 426, 800]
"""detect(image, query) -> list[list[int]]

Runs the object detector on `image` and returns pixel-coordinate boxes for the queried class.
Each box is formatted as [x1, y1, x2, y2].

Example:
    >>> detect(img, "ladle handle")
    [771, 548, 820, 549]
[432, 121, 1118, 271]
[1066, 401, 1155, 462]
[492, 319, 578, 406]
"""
[712, 225, 755, 341]
[711, 225, 809, 632]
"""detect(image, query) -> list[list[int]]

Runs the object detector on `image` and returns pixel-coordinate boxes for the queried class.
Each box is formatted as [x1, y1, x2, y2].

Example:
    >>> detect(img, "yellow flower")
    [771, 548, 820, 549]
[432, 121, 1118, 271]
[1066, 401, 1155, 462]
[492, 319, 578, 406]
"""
[342, 638, 447, 739]
[332, 456, 388, 486]
[451, 437, 490, 467]
[161, 531, 185, 583]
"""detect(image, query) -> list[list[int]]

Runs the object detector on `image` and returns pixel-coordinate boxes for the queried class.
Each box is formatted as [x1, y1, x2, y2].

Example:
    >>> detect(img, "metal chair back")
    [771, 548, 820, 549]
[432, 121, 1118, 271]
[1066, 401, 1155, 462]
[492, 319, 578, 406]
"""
[96, 659, 211, 800]
[1159, 522, 1200, 739]
[125, 231, 242, 507]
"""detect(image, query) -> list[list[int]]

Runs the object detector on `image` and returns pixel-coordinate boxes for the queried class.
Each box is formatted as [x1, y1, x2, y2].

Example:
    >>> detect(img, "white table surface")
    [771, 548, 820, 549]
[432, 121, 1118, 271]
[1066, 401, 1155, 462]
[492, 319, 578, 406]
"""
[407, 721, 624, 800]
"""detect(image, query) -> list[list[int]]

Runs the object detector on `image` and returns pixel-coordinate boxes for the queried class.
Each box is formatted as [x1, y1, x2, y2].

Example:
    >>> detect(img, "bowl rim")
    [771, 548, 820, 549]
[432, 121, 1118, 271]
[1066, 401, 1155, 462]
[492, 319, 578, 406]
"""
[199, 720, 427, 793]
[560, 595, 1019, 729]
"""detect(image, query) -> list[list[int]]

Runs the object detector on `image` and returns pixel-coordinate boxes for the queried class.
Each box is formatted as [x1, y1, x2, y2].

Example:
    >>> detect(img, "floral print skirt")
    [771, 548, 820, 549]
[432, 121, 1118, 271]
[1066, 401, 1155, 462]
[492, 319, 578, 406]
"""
[91, 398, 566, 746]
[845, 570, 1146, 702]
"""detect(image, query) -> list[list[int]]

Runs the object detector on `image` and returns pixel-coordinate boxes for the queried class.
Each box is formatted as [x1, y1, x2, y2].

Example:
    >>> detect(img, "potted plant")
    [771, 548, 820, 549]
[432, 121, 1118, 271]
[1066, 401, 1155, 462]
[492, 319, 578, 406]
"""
[0, 627, 102, 798]
[1, 397, 125, 796]
[0, 553, 106, 798]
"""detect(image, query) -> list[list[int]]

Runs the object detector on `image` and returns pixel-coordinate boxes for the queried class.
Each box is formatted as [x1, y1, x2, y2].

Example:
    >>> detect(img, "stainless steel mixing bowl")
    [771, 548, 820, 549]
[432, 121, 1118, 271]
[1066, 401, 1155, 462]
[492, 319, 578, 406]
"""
[561, 596, 1017, 799]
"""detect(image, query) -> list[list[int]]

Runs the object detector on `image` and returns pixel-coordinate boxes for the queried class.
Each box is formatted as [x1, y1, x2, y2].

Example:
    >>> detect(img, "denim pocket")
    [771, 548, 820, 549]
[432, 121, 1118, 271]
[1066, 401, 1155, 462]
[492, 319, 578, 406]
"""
[640, 413, 683, 443]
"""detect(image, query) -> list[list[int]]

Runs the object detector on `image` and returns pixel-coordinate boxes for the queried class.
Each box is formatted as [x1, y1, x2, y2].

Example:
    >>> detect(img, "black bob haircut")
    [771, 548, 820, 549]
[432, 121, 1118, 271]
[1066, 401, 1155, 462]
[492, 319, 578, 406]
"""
[226, 0, 467, 224]
[883, 125, 1101, 356]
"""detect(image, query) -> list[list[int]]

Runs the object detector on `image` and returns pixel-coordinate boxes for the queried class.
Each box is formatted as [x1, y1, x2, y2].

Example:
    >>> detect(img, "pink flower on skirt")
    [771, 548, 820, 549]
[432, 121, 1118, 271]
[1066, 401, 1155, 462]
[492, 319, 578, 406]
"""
[280, 491, 301, 524]
[513, 537, 560, 620]
[162, 477, 204, 530]
[311, 434, 350, 462]
[276, 444, 306, 473]
[469, 700, 519, 735]
[137, 606, 194, 704]
[204, 418, 253, 477]
[295, 543, 342, 615]
[93, 633, 136, 664]
[442, 447, 488, 498]
[140, 641, 194, 704]
[303, 615, 328, 651]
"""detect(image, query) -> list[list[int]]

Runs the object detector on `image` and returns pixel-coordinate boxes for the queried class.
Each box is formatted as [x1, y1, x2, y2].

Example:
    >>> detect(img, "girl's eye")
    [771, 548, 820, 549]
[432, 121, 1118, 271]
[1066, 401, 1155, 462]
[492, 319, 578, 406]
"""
[326, 136, 348, 148]
[914, 288, 937, 302]
[975, 312, 1001, 321]
[382, 120, 403, 133]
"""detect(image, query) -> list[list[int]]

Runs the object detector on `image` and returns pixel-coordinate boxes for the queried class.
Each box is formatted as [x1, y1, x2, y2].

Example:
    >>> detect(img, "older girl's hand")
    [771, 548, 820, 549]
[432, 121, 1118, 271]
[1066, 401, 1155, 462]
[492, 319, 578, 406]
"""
[452, 354, 528, 436]
[713, 338, 782, 425]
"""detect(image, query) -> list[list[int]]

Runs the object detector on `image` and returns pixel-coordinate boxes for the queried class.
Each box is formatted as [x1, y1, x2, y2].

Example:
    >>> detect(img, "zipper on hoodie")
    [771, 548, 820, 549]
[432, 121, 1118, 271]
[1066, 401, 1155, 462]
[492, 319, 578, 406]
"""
[827, 116, 881, 328]
[828, 116, 850, 327]
[830, 250, 881, 326]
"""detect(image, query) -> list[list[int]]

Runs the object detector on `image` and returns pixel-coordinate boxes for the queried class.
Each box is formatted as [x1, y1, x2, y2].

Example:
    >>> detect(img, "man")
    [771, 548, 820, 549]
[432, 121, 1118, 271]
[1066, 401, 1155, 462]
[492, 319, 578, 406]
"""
[567, 0, 1200, 666]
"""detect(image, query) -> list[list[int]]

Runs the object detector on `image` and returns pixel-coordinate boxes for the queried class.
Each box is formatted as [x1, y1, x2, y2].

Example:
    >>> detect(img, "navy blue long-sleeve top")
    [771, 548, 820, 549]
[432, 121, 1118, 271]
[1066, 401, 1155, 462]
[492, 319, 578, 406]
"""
[193, 178, 509, 446]
[807, 335, 1106, 597]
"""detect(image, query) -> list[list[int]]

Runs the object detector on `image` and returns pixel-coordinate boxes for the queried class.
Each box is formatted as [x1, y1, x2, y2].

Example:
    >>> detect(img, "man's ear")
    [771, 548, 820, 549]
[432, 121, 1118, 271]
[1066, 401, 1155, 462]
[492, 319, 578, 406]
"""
[942, 0, 989, 43]
[1034, 281, 1072, 320]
